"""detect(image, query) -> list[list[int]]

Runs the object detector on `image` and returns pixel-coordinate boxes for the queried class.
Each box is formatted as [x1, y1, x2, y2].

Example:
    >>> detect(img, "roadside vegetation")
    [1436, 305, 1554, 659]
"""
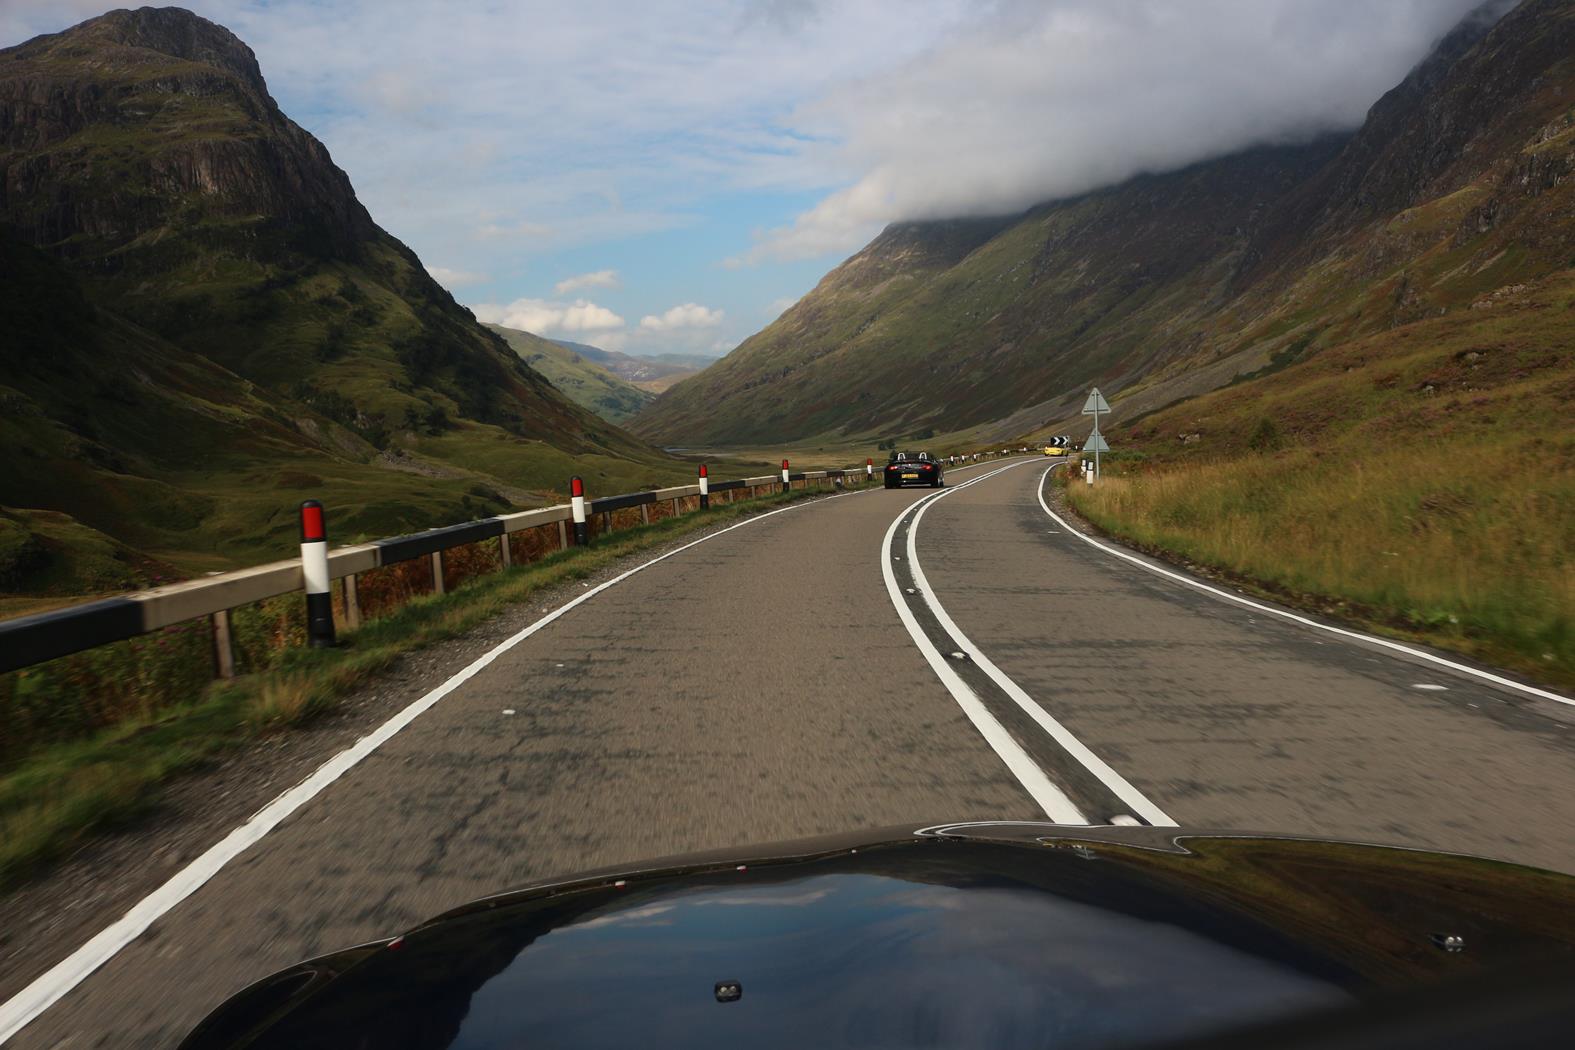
[1062, 273, 1574, 688]
[0, 486, 827, 890]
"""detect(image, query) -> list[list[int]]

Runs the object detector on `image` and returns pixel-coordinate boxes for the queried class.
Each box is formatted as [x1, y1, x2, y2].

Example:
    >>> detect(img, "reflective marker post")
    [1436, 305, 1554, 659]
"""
[781, 459, 790, 493]
[570, 476, 589, 546]
[698, 464, 710, 510]
[866, 457, 874, 480]
[299, 499, 335, 648]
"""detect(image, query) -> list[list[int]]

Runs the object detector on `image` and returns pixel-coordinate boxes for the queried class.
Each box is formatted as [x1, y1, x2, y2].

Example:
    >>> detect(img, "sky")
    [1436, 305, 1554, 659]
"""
[1, 0, 1503, 358]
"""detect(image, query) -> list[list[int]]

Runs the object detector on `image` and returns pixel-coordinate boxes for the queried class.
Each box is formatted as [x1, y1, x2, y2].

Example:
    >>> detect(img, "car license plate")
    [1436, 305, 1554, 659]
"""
[902, 472, 918, 479]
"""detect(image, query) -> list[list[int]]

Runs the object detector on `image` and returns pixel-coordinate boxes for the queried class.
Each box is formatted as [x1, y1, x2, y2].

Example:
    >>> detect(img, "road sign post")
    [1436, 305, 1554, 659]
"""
[1081, 388, 1111, 479]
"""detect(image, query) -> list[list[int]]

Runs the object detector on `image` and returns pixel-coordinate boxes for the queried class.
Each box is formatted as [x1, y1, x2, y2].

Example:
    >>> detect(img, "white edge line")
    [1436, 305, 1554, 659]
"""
[880, 463, 1088, 825]
[1035, 467, 1574, 710]
[0, 483, 892, 1046]
[907, 461, 1178, 827]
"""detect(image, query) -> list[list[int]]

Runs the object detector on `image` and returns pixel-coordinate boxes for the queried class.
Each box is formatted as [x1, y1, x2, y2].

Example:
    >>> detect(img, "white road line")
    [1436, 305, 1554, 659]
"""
[880, 462, 1088, 825]
[906, 461, 1177, 827]
[1035, 467, 1575, 710]
[0, 484, 890, 1046]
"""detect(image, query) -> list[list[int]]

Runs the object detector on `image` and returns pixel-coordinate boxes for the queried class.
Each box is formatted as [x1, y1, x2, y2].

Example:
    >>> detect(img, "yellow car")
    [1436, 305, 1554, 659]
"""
[1042, 445, 1068, 456]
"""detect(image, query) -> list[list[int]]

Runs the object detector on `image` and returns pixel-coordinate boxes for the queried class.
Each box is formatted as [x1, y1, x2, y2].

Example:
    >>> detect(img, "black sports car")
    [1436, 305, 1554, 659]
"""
[883, 450, 944, 488]
[181, 823, 1575, 1050]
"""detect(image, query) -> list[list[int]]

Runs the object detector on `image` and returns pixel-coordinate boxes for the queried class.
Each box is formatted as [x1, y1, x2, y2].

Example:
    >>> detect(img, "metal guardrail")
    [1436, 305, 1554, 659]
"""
[0, 465, 902, 677]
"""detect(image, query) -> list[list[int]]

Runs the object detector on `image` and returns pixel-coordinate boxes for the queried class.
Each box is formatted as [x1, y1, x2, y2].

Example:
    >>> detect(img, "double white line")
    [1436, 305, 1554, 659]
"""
[880, 459, 1176, 827]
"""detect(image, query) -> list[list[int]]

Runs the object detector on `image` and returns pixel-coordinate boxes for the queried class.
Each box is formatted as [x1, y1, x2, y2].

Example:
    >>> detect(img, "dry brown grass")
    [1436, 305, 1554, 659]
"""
[1067, 437, 1572, 684]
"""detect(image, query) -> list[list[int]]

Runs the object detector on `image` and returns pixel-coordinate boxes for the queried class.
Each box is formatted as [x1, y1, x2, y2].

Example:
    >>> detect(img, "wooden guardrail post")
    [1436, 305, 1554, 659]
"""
[431, 551, 445, 595]
[499, 533, 512, 569]
[342, 574, 362, 629]
[211, 609, 235, 679]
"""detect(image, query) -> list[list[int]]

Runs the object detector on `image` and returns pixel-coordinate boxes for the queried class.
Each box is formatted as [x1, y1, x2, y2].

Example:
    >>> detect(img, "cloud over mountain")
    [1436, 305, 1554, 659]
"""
[472, 297, 625, 335]
[744, 0, 1503, 262]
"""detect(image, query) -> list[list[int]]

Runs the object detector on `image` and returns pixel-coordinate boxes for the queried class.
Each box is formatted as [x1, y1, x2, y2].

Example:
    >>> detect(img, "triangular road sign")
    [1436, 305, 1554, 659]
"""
[1083, 430, 1110, 453]
[1082, 388, 1110, 415]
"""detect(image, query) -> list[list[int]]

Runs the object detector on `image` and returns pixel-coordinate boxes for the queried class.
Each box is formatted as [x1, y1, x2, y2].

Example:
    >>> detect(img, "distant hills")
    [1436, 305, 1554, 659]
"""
[489, 326, 654, 424]
[551, 341, 709, 393]
[634, 0, 1575, 447]
[0, 7, 680, 587]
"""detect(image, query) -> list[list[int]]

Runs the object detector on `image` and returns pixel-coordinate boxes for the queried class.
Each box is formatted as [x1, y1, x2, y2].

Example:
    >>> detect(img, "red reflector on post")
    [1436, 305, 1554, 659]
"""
[299, 500, 326, 542]
[867, 458, 873, 466]
[571, 476, 584, 498]
[782, 459, 789, 470]
[699, 464, 708, 478]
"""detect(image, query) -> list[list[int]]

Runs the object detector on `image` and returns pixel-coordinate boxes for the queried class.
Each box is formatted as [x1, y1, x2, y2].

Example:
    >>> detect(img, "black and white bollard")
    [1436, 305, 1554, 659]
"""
[866, 457, 873, 480]
[571, 476, 589, 546]
[699, 463, 710, 510]
[781, 458, 790, 492]
[299, 499, 335, 648]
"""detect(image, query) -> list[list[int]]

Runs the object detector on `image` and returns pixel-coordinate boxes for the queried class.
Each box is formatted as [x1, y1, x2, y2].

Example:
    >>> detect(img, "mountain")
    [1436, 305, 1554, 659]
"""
[552, 341, 706, 393]
[489, 325, 654, 424]
[634, 0, 1574, 448]
[0, 7, 680, 579]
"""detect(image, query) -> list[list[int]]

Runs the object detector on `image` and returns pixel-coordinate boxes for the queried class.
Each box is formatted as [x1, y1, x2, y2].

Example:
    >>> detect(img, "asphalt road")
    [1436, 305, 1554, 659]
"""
[7, 457, 1575, 1047]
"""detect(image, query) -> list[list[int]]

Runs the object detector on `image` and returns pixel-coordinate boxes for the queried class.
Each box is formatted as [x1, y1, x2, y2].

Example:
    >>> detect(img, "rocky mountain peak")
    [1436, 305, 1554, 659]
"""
[69, 6, 268, 89]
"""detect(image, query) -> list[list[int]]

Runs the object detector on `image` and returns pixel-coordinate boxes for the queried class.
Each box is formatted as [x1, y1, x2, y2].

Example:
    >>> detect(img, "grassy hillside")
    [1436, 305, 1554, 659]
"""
[553, 340, 705, 393]
[1065, 267, 1574, 686]
[489, 325, 654, 424]
[0, 9, 686, 587]
[635, 0, 1574, 449]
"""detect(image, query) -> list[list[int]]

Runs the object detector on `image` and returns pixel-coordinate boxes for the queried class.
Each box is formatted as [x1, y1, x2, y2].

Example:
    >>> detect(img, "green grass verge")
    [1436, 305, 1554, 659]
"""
[1062, 441, 1572, 690]
[1059, 270, 1575, 690]
[0, 486, 829, 891]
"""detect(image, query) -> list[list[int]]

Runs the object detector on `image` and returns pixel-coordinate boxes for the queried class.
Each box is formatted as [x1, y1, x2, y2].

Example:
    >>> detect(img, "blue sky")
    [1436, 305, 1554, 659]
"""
[2, 0, 1494, 358]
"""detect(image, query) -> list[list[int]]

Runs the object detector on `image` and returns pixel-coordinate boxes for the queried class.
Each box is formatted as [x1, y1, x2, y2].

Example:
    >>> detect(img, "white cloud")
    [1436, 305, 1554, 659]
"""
[639, 303, 724, 331]
[475, 220, 554, 242]
[471, 297, 625, 335]
[426, 265, 488, 290]
[742, 0, 1498, 262]
[554, 269, 620, 295]
[0, 0, 1505, 319]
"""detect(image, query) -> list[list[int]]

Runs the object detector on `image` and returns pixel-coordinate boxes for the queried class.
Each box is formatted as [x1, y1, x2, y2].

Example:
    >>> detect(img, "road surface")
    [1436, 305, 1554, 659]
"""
[6, 457, 1574, 1047]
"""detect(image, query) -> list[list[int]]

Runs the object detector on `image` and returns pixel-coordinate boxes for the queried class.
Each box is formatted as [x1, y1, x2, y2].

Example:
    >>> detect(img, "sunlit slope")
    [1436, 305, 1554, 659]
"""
[489, 326, 655, 425]
[1068, 267, 1575, 686]
[635, 0, 1575, 448]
